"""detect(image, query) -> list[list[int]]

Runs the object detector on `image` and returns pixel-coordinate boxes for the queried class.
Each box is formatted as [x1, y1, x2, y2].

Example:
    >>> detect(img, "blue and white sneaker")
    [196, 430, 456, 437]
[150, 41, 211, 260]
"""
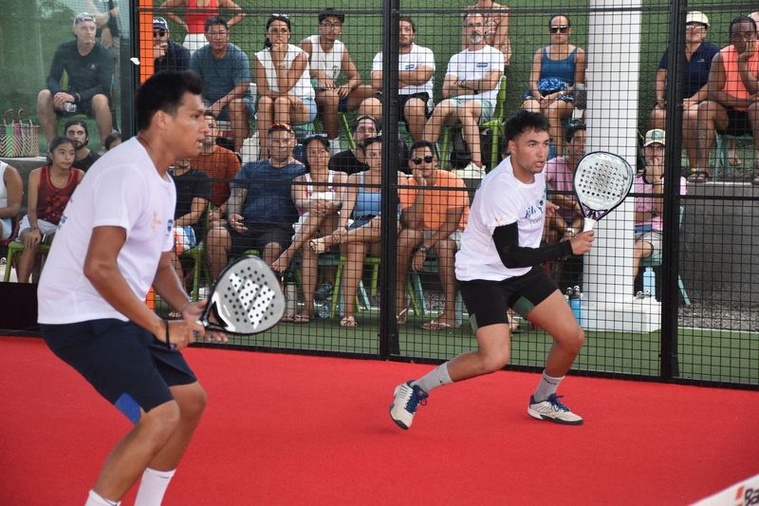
[528, 394, 583, 425]
[390, 381, 428, 430]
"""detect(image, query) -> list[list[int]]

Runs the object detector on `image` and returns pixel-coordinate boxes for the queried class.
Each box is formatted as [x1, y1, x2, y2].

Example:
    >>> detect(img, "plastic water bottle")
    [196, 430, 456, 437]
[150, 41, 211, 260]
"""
[285, 283, 299, 316]
[63, 102, 77, 113]
[316, 301, 330, 319]
[643, 268, 655, 297]
[569, 286, 582, 325]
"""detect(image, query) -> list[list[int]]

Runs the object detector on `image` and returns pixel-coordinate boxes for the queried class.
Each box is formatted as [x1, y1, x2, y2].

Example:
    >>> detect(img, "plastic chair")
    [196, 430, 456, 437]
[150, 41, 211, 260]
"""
[181, 203, 213, 301]
[714, 132, 753, 180]
[4, 238, 50, 283]
[439, 75, 508, 170]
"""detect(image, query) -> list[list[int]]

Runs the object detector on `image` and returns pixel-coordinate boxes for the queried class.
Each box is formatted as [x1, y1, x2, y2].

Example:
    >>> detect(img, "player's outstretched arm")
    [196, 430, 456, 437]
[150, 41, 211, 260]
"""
[492, 222, 582, 269]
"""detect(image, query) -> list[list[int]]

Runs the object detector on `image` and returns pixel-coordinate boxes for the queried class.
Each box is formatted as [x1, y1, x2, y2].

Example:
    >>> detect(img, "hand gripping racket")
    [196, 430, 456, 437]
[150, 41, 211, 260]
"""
[573, 151, 635, 232]
[199, 255, 286, 335]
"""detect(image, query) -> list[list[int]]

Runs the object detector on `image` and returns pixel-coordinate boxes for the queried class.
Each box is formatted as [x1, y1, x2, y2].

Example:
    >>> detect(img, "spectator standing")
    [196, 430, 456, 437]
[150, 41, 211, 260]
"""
[255, 14, 317, 156]
[462, 0, 512, 71]
[685, 16, 759, 183]
[359, 17, 435, 143]
[398, 140, 469, 331]
[206, 123, 307, 277]
[521, 14, 586, 159]
[0, 161, 23, 241]
[64, 119, 100, 172]
[16, 137, 85, 283]
[190, 16, 254, 152]
[424, 12, 503, 179]
[153, 16, 191, 73]
[159, 0, 245, 54]
[299, 8, 376, 155]
[37, 12, 114, 150]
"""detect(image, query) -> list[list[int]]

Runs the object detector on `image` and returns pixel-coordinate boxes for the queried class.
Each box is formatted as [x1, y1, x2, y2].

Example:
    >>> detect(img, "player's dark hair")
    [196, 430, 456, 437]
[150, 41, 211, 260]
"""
[135, 70, 204, 132]
[730, 15, 756, 37]
[564, 122, 586, 144]
[549, 14, 571, 28]
[399, 16, 416, 32]
[319, 8, 345, 24]
[504, 110, 551, 143]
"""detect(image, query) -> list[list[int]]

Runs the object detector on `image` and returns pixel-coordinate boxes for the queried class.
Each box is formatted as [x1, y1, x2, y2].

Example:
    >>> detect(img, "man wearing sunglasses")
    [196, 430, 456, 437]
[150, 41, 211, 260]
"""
[398, 140, 469, 330]
[153, 16, 190, 74]
[37, 12, 114, 152]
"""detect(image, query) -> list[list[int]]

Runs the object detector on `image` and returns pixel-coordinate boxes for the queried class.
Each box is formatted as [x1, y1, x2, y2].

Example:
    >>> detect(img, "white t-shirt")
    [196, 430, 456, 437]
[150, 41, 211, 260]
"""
[446, 45, 504, 102]
[255, 44, 315, 101]
[303, 35, 344, 81]
[38, 137, 176, 324]
[372, 44, 435, 96]
[455, 156, 547, 281]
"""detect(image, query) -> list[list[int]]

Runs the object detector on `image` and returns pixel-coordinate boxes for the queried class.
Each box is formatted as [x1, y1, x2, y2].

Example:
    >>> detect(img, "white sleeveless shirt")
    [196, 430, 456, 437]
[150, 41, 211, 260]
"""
[255, 44, 315, 100]
[303, 35, 344, 80]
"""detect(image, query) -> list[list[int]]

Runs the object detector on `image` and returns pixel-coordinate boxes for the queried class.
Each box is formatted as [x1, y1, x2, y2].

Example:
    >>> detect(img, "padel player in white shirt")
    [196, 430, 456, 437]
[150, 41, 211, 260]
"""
[390, 110, 595, 430]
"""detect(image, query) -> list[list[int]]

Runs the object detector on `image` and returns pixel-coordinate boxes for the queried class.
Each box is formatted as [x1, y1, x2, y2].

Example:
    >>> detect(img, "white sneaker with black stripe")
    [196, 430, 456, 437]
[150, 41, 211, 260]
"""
[528, 394, 583, 425]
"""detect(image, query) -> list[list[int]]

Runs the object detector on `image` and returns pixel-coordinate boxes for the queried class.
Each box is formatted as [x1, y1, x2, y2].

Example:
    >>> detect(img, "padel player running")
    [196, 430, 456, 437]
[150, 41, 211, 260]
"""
[37, 71, 226, 506]
[390, 110, 595, 429]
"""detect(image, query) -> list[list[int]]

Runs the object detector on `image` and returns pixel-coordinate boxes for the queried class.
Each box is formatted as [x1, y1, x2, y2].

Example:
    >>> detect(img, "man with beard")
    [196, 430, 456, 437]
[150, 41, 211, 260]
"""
[423, 12, 503, 180]
[359, 17, 435, 142]
[65, 120, 101, 172]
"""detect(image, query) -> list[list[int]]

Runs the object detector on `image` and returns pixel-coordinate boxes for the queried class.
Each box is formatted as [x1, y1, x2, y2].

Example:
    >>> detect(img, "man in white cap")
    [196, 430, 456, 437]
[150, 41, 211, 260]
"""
[633, 129, 687, 281]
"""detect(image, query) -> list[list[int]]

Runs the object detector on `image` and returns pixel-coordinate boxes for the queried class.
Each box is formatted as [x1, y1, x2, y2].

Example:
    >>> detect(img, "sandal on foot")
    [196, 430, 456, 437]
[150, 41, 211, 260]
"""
[281, 313, 296, 323]
[421, 319, 457, 331]
[340, 315, 357, 328]
[396, 307, 409, 325]
[292, 313, 311, 324]
[687, 170, 711, 183]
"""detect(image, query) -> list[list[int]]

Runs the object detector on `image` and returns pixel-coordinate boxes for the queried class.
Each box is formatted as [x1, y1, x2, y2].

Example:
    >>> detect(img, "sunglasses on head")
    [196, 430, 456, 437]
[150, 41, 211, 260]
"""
[153, 29, 167, 37]
[412, 155, 434, 165]
[549, 25, 569, 33]
[270, 123, 293, 132]
[271, 13, 290, 19]
[75, 12, 96, 23]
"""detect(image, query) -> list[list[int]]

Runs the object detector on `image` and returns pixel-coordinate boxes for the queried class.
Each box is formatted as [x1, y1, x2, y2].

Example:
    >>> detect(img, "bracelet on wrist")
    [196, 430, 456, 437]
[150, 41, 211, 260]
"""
[180, 299, 193, 313]
[163, 319, 172, 349]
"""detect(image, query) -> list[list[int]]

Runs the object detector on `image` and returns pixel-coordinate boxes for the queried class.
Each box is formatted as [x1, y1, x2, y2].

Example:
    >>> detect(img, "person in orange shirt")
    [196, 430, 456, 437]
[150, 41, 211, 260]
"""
[189, 112, 241, 224]
[685, 15, 759, 183]
[398, 140, 469, 330]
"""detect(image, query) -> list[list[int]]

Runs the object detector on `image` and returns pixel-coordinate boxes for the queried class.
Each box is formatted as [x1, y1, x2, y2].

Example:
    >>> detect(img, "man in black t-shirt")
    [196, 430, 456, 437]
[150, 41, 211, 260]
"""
[37, 12, 114, 149]
[170, 158, 211, 283]
[65, 120, 101, 172]
[153, 16, 191, 74]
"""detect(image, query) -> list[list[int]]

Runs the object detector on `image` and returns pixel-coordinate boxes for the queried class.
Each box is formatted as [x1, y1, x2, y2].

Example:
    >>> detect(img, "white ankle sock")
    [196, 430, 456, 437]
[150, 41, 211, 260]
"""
[413, 363, 452, 393]
[533, 371, 564, 402]
[134, 468, 176, 506]
[85, 489, 120, 506]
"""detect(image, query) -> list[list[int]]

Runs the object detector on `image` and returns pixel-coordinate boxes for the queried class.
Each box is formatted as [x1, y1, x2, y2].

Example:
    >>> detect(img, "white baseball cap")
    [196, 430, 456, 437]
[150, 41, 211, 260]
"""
[644, 129, 666, 147]
[686, 11, 710, 28]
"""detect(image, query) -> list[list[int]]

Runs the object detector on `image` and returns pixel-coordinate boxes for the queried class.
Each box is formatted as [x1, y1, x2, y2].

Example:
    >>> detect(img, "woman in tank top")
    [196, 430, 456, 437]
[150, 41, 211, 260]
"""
[159, 0, 245, 54]
[255, 14, 317, 155]
[271, 136, 348, 322]
[521, 14, 586, 158]
[0, 161, 23, 241]
[308, 136, 406, 328]
[16, 137, 84, 283]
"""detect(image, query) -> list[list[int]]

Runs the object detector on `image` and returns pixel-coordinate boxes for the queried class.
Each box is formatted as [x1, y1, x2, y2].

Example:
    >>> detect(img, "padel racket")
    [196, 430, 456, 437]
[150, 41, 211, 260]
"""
[199, 255, 285, 335]
[573, 151, 635, 232]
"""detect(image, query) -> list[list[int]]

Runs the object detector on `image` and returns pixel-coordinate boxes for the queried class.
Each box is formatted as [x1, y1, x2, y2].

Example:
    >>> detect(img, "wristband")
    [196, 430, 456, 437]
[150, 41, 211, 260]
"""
[163, 320, 172, 349]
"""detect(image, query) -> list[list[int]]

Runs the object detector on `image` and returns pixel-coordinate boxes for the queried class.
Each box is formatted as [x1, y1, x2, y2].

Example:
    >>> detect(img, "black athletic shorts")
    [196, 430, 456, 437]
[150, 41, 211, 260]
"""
[229, 222, 293, 256]
[41, 318, 197, 423]
[459, 266, 559, 331]
[718, 108, 753, 137]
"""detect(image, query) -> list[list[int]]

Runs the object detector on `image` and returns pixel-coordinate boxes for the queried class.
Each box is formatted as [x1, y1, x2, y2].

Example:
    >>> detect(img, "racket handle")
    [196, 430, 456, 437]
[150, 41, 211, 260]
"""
[583, 218, 596, 232]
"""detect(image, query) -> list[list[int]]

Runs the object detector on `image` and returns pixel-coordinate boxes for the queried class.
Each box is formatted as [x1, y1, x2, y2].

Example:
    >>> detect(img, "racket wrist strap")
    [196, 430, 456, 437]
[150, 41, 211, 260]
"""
[163, 319, 171, 349]
[583, 218, 596, 232]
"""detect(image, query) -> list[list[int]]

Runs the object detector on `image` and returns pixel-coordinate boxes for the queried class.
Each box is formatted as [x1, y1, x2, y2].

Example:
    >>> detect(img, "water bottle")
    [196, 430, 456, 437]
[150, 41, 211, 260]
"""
[316, 301, 331, 319]
[569, 286, 582, 325]
[285, 283, 299, 316]
[643, 268, 655, 297]
[63, 102, 77, 113]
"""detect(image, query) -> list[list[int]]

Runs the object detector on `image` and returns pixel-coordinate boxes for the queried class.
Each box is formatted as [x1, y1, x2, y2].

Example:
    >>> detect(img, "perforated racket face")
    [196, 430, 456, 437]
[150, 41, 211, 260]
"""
[574, 152, 634, 212]
[202, 256, 285, 335]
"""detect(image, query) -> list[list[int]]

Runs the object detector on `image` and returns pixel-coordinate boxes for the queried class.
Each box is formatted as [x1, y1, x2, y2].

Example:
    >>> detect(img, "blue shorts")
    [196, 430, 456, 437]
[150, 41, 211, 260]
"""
[217, 96, 256, 121]
[459, 267, 558, 331]
[41, 319, 197, 423]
